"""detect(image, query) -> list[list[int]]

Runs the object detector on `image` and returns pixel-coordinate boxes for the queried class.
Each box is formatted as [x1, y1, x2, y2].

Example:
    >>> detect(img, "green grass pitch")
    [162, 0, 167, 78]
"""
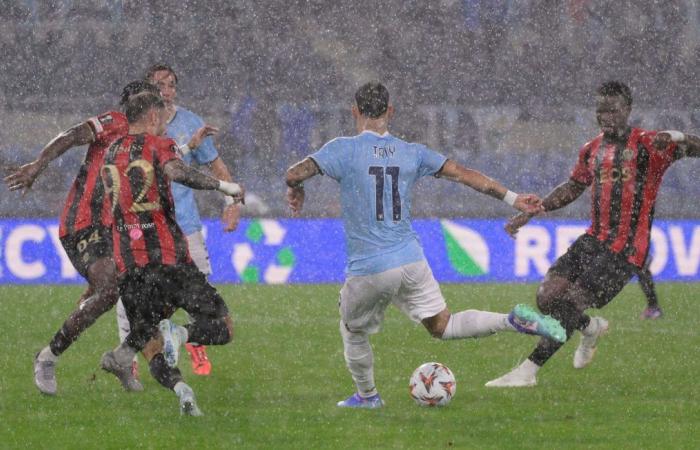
[1, 283, 699, 449]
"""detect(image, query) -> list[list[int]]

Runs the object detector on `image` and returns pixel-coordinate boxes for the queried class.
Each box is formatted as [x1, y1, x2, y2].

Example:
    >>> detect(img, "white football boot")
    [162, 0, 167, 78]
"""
[573, 317, 609, 369]
[485, 360, 538, 388]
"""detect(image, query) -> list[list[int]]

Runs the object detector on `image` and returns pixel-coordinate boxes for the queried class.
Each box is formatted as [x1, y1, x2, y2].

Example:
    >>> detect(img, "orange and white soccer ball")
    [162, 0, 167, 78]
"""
[409, 362, 456, 407]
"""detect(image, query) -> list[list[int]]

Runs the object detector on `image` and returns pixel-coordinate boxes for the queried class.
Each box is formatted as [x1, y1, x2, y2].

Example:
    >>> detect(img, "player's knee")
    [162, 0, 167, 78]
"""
[536, 287, 555, 314]
[224, 315, 234, 342]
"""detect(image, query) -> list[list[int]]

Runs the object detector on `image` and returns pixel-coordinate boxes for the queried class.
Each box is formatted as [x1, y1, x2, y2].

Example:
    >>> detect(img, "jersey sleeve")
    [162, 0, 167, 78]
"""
[416, 144, 448, 178]
[189, 114, 219, 165]
[87, 111, 128, 144]
[640, 131, 682, 163]
[154, 138, 181, 170]
[309, 138, 346, 181]
[570, 143, 594, 186]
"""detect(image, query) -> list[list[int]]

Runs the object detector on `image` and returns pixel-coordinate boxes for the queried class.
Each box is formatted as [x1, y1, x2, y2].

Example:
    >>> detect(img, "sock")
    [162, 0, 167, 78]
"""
[173, 381, 190, 397]
[113, 342, 137, 367]
[37, 346, 58, 362]
[441, 310, 510, 339]
[48, 293, 104, 356]
[115, 298, 137, 363]
[149, 353, 184, 390]
[176, 325, 189, 344]
[339, 320, 377, 398]
[528, 300, 584, 366]
[116, 298, 130, 342]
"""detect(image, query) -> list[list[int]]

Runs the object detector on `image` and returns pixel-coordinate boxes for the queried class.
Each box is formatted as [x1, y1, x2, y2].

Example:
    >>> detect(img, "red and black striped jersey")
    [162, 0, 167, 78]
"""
[58, 111, 129, 238]
[570, 128, 683, 267]
[101, 133, 191, 273]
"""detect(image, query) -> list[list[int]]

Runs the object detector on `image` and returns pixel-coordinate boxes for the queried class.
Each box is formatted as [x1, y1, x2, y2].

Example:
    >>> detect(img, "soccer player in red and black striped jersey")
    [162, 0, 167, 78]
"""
[5, 81, 160, 396]
[98, 92, 242, 415]
[486, 81, 700, 387]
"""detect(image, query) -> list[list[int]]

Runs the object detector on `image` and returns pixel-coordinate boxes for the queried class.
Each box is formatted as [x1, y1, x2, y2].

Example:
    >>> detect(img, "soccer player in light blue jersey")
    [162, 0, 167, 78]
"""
[286, 81, 566, 409]
[115, 64, 242, 377]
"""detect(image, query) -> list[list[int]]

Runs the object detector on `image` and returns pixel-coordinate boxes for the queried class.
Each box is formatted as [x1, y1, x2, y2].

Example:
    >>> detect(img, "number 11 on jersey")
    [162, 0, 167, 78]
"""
[369, 166, 401, 221]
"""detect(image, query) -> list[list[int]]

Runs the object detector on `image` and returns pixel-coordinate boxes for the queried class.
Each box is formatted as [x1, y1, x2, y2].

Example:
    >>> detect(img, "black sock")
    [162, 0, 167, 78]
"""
[529, 300, 588, 366]
[149, 353, 184, 390]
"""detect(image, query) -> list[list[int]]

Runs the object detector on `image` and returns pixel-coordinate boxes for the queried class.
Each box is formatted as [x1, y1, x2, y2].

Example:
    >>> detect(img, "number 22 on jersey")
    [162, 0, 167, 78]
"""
[102, 160, 161, 213]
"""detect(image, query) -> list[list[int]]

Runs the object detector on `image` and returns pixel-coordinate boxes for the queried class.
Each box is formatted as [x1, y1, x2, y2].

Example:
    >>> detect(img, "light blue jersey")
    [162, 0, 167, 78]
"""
[311, 130, 447, 276]
[166, 106, 219, 235]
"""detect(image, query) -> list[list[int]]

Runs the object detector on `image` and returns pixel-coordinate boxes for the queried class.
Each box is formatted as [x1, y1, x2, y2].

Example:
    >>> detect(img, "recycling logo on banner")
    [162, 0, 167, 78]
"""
[231, 220, 295, 284]
[440, 220, 489, 276]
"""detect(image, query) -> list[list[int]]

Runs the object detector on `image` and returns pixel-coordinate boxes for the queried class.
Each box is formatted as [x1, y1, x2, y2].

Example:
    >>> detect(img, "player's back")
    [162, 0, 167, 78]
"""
[311, 131, 446, 275]
[59, 111, 128, 238]
[102, 133, 190, 273]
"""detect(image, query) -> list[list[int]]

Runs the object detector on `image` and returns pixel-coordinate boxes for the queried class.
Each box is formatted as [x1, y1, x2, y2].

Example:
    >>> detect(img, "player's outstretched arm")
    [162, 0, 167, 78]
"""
[164, 159, 244, 203]
[285, 157, 320, 217]
[4, 122, 94, 192]
[207, 156, 242, 232]
[505, 179, 588, 237]
[437, 160, 543, 214]
[652, 131, 700, 158]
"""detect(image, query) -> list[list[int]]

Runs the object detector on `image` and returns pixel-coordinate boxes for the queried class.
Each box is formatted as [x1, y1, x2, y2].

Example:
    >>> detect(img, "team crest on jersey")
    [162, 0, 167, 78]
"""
[622, 148, 634, 161]
[99, 114, 113, 125]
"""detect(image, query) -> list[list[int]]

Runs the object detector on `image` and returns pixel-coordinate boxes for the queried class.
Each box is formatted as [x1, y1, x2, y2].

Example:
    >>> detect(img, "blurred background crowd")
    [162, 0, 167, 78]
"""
[1, 0, 699, 218]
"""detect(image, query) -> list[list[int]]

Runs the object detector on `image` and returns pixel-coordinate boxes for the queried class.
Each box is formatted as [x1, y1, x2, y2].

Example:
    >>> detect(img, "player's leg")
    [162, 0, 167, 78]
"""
[488, 240, 634, 387]
[638, 263, 662, 319]
[184, 230, 214, 375]
[484, 273, 577, 387]
[141, 338, 203, 416]
[158, 264, 232, 368]
[485, 236, 595, 387]
[390, 261, 564, 342]
[336, 268, 399, 408]
[34, 228, 121, 395]
[115, 298, 140, 379]
[101, 267, 169, 392]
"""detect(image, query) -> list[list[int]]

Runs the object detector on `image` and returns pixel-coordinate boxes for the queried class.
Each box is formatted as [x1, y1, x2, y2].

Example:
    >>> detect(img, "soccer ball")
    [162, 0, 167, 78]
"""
[408, 362, 456, 407]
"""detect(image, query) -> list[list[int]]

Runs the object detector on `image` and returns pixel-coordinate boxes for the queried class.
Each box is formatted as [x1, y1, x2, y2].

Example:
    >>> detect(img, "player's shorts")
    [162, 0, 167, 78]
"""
[118, 263, 228, 344]
[59, 226, 112, 279]
[548, 234, 635, 308]
[186, 230, 212, 276]
[339, 260, 446, 334]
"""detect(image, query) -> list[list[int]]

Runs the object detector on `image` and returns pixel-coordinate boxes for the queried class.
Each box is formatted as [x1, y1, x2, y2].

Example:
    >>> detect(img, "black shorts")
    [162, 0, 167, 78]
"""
[118, 263, 229, 339]
[60, 226, 112, 279]
[548, 234, 636, 308]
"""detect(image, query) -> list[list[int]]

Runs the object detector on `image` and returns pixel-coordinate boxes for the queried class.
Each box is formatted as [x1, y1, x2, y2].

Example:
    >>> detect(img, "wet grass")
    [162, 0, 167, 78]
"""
[1, 283, 699, 449]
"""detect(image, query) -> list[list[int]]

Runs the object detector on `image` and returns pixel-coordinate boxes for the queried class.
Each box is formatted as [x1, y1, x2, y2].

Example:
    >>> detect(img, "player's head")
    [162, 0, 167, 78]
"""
[595, 80, 632, 139]
[119, 80, 160, 107]
[145, 63, 178, 106]
[125, 92, 168, 135]
[351, 82, 394, 130]
[354, 82, 390, 118]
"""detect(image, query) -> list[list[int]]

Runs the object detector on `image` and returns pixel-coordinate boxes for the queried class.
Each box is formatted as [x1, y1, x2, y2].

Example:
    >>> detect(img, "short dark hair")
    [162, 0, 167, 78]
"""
[596, 80, 632, 107]
[125, 92, 165, 123]
[355, 82, 389, 118]
[145, 63, 178, 84]
[119, 80, 160, 106]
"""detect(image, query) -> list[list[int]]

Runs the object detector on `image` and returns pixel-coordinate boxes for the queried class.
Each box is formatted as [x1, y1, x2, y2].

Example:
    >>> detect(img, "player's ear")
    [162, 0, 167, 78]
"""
[386, 105, 395, 120]
[351, 104, 360, 120]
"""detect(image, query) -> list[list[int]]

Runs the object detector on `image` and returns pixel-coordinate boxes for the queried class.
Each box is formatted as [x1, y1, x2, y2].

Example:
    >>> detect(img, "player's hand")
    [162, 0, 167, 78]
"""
[651, 132, 674, 151]
[513, 193, 544, 214]
[505, 212, 534, 238]
[187, 125, 219, 150]
[287, 186, 305, 217]
[3, 160, 43, 193]
[222, 203, 241, 232]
